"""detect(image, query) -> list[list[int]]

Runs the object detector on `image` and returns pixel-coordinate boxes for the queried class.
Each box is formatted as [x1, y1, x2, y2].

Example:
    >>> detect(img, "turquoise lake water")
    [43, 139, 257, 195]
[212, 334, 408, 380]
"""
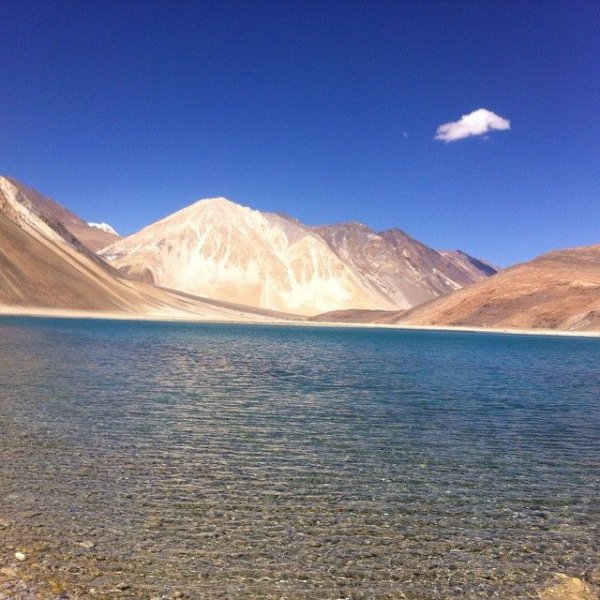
[0, 317, 599, 599]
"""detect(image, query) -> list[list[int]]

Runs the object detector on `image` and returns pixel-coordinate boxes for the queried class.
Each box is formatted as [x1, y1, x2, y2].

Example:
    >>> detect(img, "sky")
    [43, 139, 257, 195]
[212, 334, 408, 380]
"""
[1, 1, 598, 266]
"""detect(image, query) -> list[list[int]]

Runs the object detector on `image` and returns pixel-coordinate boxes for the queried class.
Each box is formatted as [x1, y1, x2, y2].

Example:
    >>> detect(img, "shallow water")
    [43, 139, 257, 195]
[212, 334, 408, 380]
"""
[0, 317, 599, 598]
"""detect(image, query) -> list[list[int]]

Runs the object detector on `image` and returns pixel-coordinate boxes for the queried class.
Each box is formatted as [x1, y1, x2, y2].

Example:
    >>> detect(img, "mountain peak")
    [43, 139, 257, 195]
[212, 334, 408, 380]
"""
[319, 221, 373, 232]
[100, 196, 396, 315]
[178, 196, 258, 219]
[88, 222, 119, 236]
[192, 196, 237, 208]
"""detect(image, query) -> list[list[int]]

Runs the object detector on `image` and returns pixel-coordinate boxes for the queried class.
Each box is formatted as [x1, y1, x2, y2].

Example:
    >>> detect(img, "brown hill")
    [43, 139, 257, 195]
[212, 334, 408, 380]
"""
[320, 245, 599, 331]
[399, 245, 600, 331]
[312, 245, 600, 332]
[3, 177, 120, 251]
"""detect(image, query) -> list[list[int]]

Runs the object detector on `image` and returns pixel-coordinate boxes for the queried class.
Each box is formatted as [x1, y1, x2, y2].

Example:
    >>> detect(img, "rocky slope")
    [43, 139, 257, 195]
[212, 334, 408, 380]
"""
[0, 177, 290, 321]
[439, 249, 498, 280]
[100, 199, 398, 315]
[315, 245, 600, 331]
[101, 199, 495, 315]
[399, 244, 600, 331]
[314, 222, 496, 308]
[3, 177, 120, 251]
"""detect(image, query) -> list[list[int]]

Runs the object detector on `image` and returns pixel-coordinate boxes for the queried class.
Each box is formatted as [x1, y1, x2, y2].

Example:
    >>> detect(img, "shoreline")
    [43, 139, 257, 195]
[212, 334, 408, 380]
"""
[1, 304, 599, 338]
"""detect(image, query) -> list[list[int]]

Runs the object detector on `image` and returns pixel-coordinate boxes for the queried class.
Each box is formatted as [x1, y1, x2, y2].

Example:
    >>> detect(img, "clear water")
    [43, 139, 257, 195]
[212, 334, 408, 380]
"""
[0, 317, 598, 599]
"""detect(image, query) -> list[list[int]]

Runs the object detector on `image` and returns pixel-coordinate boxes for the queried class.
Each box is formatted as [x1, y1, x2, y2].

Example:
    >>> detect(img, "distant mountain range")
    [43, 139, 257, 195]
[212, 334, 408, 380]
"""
[99, 197, 494, 315]
[1, 175, 598, 332]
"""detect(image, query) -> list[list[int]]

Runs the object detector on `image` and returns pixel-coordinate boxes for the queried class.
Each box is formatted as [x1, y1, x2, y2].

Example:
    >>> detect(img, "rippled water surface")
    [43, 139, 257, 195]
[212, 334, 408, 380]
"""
[0, 317, 599, 599]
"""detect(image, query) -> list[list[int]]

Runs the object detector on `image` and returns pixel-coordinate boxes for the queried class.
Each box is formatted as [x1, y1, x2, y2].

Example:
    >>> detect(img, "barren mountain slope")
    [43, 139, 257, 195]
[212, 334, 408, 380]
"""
[3, 176, 120, 251]
[0, 177, 290, 321]
[100, 199, 395, 315]
[439, 250, 497, 280]
[314, 223, 496, 309]
[397, 245, 600, 331]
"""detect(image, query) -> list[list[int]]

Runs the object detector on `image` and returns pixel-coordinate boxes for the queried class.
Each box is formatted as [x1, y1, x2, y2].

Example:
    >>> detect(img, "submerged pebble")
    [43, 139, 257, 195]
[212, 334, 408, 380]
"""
[538, 573, 599, 600]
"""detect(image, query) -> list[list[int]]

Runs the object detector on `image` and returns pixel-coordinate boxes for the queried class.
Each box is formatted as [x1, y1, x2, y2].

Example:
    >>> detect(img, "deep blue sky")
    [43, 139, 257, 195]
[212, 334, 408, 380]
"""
[1, 1, 598, 266]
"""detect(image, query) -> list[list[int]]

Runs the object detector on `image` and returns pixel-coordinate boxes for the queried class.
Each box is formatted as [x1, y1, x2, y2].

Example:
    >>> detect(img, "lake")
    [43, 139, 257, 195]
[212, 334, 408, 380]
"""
[0, 317, 599, 599]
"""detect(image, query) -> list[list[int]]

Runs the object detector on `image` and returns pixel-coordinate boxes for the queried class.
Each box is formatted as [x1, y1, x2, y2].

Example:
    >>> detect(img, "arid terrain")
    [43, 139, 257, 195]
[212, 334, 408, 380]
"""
[311, 245, 600, 332]
[0, 177, 292, 322]
[401, 245, 600, 331]
[99, 198, 494, 315]
[1, 175, 599, 334]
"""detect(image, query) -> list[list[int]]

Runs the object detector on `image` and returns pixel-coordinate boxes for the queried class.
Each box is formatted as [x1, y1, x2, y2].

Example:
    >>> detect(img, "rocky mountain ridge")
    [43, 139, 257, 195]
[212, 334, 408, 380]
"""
[1, 176, 598, 332]
[314, 222, 496, 309]
[100, 197, 495, 315]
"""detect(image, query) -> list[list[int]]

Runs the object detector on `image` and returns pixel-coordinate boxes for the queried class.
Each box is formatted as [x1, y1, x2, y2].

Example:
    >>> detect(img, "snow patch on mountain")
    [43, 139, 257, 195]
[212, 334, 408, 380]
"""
[88, 222, 119, 236]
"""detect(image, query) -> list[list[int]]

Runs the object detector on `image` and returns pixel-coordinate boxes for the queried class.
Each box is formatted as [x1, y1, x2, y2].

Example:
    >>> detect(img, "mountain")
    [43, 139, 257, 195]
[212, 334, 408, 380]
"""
[316, 245, 600, 331]
[399, 245, 600, 331]
[100, 199, 397, 315]
[100, 199, 495, 315]
[2, 176, 120, 251]
[88, 222, 119, 236]
[314, 223, 496, 309]
[439, 250, 498, 279]
[0, 177, 291, 321]
[4, 177, 596, 331]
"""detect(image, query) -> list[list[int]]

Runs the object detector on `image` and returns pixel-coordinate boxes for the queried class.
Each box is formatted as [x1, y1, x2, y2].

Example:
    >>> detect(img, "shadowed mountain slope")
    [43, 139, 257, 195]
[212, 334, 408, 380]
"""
[314, 222, 496, 309]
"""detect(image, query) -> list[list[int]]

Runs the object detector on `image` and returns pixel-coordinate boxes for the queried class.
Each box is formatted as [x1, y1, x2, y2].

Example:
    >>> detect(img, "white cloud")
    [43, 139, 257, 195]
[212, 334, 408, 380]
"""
[435, 108, 510, 142]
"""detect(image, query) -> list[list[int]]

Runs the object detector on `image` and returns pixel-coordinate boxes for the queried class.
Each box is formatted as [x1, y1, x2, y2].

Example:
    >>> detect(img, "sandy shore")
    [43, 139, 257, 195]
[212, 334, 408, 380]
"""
[0, 304, 599, 338]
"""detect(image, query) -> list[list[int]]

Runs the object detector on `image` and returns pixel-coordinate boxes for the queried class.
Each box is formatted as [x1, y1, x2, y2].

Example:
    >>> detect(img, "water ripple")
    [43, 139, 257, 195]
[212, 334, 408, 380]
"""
[0, 319, 599, 598]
